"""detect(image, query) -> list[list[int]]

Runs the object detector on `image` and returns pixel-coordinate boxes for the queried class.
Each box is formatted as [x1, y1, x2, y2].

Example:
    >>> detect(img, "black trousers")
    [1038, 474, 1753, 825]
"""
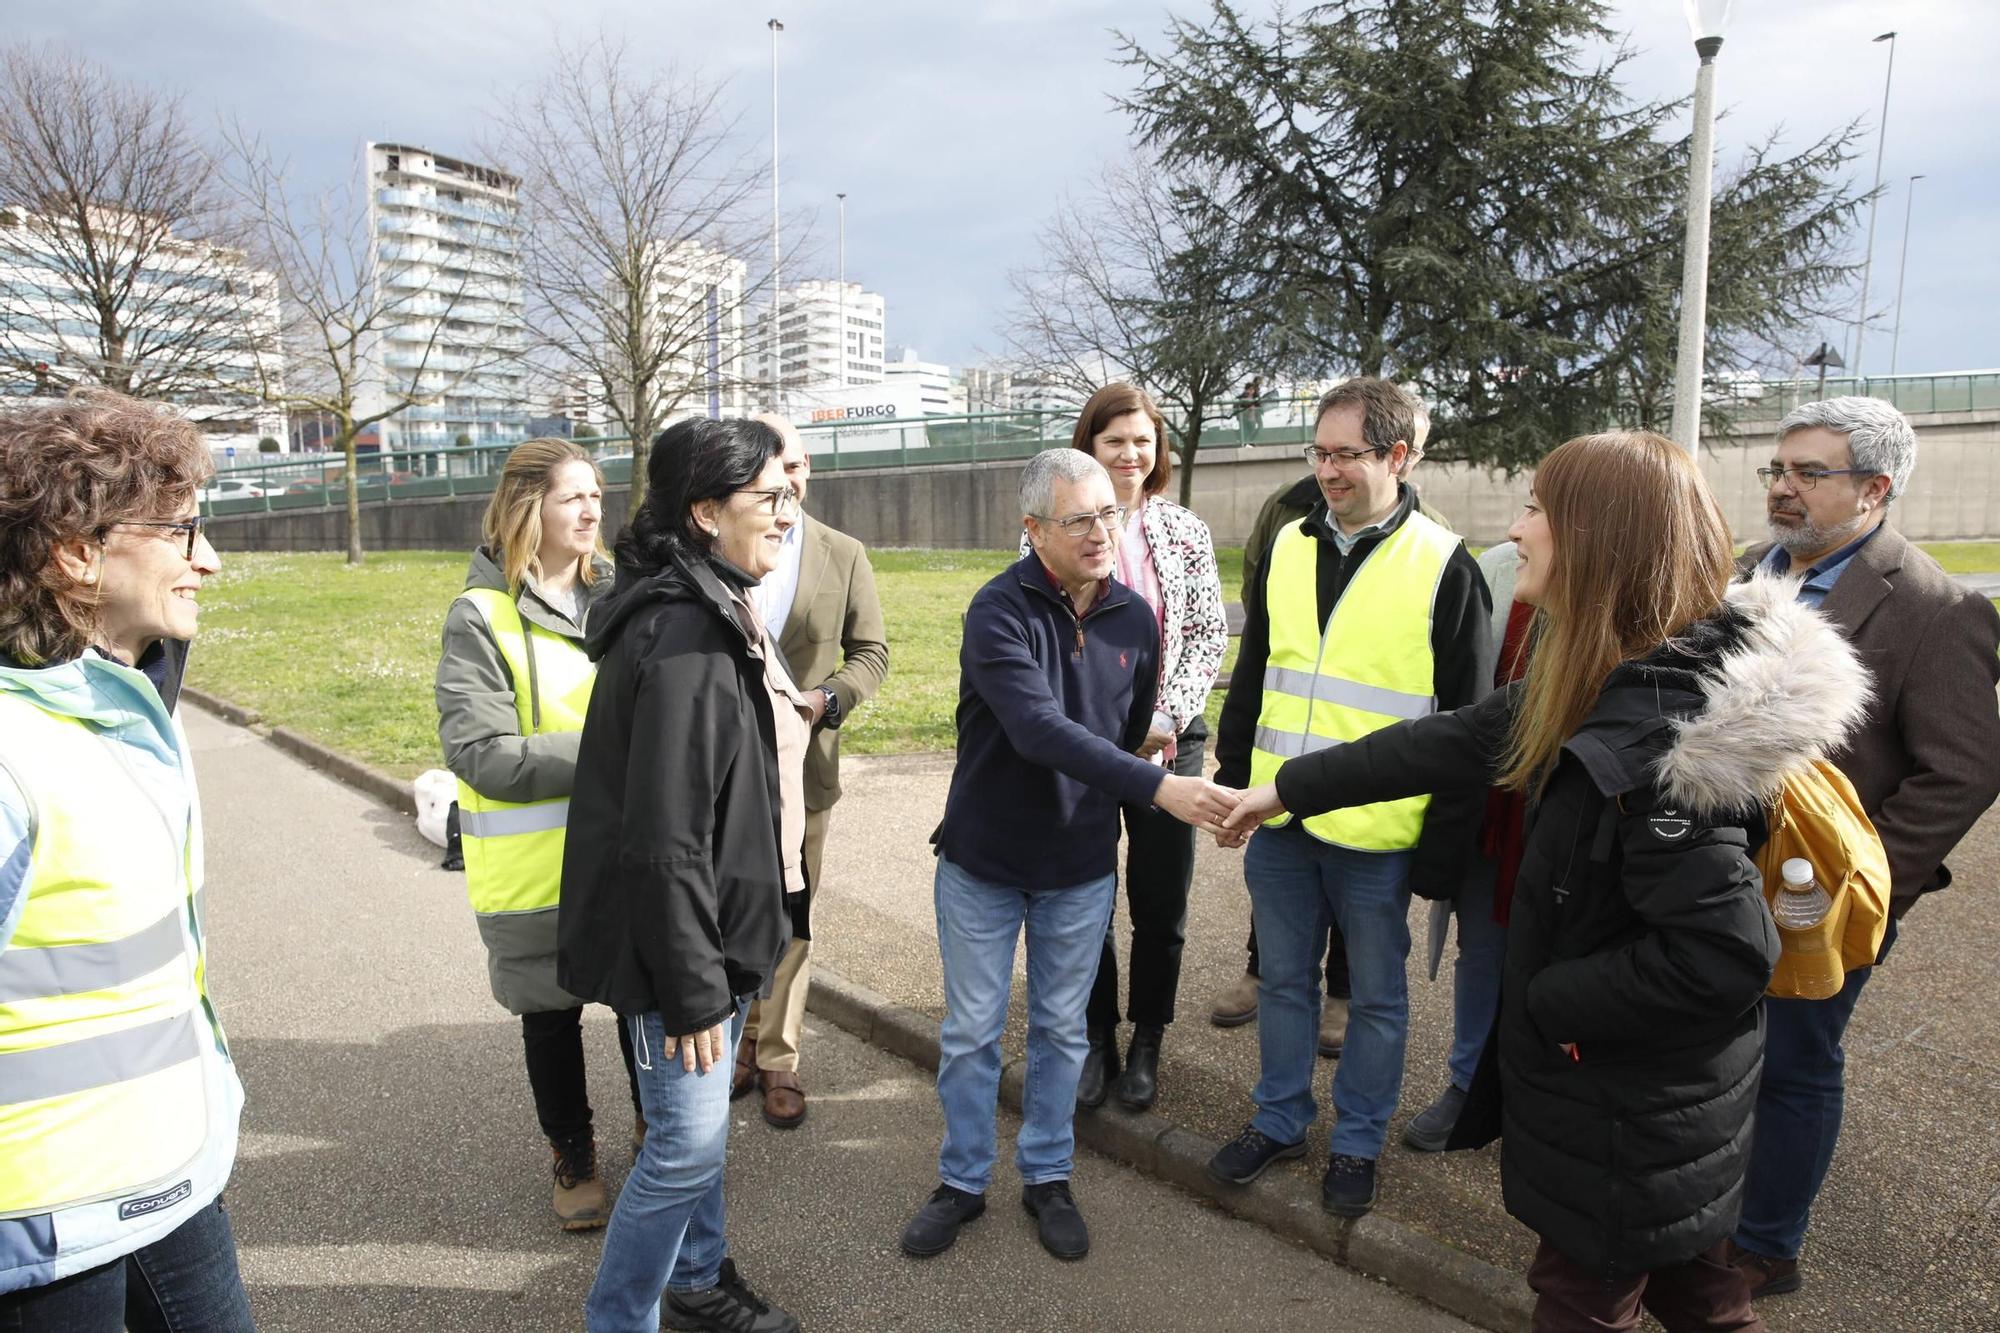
[520, 1005, 643, 1145]
[1088, 725, 1205, 1030]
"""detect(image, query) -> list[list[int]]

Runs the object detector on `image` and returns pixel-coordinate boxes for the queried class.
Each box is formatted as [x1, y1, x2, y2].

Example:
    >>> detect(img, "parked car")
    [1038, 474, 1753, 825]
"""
[197, 478, 272, 503]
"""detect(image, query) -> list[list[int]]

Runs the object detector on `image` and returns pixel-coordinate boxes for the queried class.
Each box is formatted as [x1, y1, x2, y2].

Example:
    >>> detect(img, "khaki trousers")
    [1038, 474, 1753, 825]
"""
[744, 804, 829, 1072]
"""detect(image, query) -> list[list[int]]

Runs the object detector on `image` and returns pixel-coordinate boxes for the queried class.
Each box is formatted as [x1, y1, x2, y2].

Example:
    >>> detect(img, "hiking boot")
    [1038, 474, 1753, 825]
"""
[631, 1112, 648, 1157]
[1402, 1084, 1468, 1152]
[1322, 1153, 1378, 1218]
[1113, 1024, 1163, 1111]
[1319, 996, 1349, 1059]
[550, 1135, 606, 1231]
[1022, 1179, 1090, 1260]
[1727, 1241, 1804, 1297]
[1076, 1026, 1119, 1110]
[664, 1257, 800, 1332]
[1206, 1124, 1307, 1186]
[1209, 971, 1260, 1027]
[730, 1037, 759, 1101]
[900, 1183, 986, 1258]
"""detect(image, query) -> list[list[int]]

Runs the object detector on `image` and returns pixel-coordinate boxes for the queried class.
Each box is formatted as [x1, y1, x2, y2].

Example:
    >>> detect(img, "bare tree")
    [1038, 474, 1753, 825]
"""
[490, 35, 780, 503]
[220, 127, 519, 564]
[1003, 159, 1264, 507]
[0, 44, 272, 427]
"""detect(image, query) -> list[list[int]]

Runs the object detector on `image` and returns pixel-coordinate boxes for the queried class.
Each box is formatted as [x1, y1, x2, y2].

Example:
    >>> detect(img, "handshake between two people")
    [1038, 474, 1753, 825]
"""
[1149, 775, 1288, 844]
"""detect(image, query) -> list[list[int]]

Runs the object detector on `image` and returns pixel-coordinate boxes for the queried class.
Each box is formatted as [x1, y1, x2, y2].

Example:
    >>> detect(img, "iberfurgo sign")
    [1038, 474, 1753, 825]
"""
[796, 382, 928, 455]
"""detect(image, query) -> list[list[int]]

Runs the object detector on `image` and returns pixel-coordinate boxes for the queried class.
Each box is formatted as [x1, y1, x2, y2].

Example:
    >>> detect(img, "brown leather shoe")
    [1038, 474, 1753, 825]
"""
[1209, 971, 1260, 1028]
[1727, 1240, 1803, 1297]
[730, 1039, 759, 1101]
[1318, 996, 1349, 1059]
[760, 1070, 807, 1129]
[550, 1138, 607, 1231]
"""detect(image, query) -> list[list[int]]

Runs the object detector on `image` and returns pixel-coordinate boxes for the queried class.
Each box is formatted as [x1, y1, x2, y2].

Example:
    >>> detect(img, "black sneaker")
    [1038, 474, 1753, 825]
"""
[1322, 1153, 1378, 1218]
[1206, 1124, 1307, 1186]
[664, 1257, 799, 1333]
[1401, 1084, 1468, 1152]
[1022, 1179, 1090, 1260]
[899, 1183, 986, 1258]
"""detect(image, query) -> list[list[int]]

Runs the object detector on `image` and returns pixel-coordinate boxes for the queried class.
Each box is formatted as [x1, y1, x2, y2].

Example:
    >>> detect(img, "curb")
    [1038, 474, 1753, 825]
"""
[181, 686, 417, 816]
[181, 687, 1532, 1331]
[805, 968, 1535, 1333]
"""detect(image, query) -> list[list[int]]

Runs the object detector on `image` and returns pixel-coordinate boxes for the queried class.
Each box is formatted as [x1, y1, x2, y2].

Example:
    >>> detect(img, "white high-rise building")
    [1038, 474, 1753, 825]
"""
[755, 279, 884, 400]
[652, 241, 750, 422]
[0, 203, 286, 453]
[957, 365, 1014, 415]
[361, 142, 527, 450]
[884, 347, 953, 415]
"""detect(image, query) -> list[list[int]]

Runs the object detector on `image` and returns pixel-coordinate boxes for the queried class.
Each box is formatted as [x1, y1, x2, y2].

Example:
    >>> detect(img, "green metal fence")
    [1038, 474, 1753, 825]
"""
[198, 370, 2000, 519]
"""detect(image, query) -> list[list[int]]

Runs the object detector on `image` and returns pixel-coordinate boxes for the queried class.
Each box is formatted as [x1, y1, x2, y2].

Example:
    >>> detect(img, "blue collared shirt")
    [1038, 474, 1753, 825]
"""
[1758, 524, 1881, 611]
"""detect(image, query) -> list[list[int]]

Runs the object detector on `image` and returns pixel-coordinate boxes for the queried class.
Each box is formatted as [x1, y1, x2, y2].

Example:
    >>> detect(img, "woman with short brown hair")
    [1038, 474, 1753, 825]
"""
[0, 392, 254, 1329]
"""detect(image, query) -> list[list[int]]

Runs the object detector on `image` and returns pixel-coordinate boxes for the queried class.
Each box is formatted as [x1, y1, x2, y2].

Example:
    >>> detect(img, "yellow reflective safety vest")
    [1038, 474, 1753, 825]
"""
[454, 587, 597, 916]
[0, 680, 239, 1282]
[1248, 511, 1460, 849]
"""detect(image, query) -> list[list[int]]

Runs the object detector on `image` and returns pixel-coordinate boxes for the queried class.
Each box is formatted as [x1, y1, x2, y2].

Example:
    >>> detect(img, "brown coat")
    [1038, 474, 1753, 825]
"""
[1739, 524, 2000, 911]
[775, 516, 889, 812]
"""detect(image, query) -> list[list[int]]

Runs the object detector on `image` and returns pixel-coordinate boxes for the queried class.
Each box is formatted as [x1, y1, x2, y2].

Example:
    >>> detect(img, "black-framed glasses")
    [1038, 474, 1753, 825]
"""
[733, 487, 801, 517]
[105, 516, 207, 560]
[1033, 505, 1127, 539]
[1755, 466, 1870, 491]
[1303, 444, 1388, 467]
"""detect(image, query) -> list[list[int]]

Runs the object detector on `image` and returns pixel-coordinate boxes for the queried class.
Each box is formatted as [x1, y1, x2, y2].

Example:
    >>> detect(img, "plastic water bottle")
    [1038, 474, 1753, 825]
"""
[1770, 858, 1842, 1000]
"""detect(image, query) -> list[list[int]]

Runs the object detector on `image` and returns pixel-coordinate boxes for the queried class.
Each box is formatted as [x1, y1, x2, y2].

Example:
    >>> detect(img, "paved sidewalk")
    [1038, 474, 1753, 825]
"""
[190, 708, 1471, 1332]
[809, 751, 2000, 1333]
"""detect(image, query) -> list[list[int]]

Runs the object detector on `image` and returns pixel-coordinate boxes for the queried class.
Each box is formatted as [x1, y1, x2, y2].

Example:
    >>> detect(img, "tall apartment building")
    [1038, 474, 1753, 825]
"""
[883, 346, 954, 415]
[361, 142, 527, 450]
[957, 364, 1014, 415]
[0, 203, 286, 453]
[755, 279, 885, 400]
[653, 241, 750, 421]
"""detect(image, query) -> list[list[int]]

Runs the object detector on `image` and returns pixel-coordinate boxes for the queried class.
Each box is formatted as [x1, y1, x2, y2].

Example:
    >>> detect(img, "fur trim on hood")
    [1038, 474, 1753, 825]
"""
[1654, 571, 1872, 814]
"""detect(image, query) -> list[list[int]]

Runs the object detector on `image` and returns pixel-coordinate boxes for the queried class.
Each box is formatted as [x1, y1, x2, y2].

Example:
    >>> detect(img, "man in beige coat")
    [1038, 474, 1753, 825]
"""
[736, 413, 890, 1128]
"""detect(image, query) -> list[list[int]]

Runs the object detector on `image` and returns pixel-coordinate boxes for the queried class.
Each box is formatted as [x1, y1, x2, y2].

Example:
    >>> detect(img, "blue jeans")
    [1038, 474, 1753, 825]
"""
[1446, 859, 1507, 1091]
[1245, 824, 1413, 1157]
[585, 1001, 749, 1333]
[1734, 918, 1898, 1260]
[0, 1198, 254, 1332]
[934, 856, 1116, 1195]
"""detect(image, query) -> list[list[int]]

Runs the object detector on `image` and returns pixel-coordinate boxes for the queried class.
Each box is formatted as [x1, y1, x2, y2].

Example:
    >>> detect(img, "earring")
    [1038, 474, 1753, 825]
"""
[705, 527, 718, 538]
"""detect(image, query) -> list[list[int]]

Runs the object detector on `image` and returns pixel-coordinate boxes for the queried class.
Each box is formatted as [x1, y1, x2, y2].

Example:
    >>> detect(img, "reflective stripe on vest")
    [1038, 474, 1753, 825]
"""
[0, 695, 213, 1218]
[453, 587, 596, 916]
[1247, 512, 1459, 850]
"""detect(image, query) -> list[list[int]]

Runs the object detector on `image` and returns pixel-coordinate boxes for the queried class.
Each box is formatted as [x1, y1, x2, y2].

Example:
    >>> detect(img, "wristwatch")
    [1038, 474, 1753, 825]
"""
[817, 685, 841, 725]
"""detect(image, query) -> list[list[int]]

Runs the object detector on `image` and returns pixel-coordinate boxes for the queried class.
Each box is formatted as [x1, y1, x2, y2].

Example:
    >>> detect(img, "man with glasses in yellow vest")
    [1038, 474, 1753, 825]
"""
[1208, 377, 1492, 1219]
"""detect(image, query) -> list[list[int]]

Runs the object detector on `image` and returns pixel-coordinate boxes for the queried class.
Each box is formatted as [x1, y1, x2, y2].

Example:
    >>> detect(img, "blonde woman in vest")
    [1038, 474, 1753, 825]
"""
[434, 437, 639, 1231]
[0, 394, 252, 1328]
[1021, 383, 1227, 1113]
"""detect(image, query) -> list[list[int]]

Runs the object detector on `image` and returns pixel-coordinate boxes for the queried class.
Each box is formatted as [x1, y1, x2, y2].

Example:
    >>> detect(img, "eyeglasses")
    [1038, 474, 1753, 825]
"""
[1755, 466, 1871, 491]
[1033, 505, 1127, 539]
[734, 487, 801, 516]
[1303, 444, 1388, 468]
[105, 516, 207, 560]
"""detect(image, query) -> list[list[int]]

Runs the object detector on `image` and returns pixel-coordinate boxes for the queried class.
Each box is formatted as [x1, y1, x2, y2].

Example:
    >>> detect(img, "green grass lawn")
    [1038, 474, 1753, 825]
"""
[186, 540, 1996, 778]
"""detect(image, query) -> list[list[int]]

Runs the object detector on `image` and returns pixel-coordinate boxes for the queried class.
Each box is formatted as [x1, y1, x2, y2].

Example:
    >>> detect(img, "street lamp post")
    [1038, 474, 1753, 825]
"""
[1851, 30, 1897, 379]
[1890, 173, 1925, 376]
[836, 191, 847, 392]
[768, 18, 784, 409]
[1669, 0, 1732, 456]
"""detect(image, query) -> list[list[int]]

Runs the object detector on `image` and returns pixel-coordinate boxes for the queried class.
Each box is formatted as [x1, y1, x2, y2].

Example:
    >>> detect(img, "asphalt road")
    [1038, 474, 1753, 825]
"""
[191, 707, 1472, 1332]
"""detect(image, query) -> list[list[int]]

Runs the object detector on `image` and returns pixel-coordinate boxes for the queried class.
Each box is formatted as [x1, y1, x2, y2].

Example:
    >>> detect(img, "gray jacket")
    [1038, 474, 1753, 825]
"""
[435, 545, 613, 1014]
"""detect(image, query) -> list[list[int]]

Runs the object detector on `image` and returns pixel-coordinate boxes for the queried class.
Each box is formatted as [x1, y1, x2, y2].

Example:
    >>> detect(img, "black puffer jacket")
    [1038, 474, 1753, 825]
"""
[1272, 575, 1870, 1276]
[557, 549, 792, 1036]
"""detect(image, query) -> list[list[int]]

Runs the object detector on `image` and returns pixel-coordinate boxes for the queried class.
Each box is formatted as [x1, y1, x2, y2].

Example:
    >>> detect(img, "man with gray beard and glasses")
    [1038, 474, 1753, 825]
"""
[1729, 396, 2000, 1300]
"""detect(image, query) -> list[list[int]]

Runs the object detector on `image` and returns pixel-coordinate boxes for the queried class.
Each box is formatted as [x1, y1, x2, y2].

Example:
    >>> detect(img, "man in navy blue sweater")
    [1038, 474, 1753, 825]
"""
[900, 449, 1239, 1265]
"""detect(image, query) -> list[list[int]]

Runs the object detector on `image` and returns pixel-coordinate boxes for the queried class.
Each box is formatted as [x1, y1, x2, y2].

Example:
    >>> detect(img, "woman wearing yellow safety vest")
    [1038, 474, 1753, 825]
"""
[435, 437, 640, 1231]
[0, 394, 253, 1328]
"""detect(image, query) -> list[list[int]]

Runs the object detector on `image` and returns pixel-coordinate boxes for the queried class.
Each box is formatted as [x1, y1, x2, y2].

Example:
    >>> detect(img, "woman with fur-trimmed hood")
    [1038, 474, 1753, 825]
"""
[1223, 431, 1869, 1330]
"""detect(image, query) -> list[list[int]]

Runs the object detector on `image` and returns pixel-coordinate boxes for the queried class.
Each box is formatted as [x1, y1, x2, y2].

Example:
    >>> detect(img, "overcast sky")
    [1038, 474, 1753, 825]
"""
[21, 1, 1996, 379]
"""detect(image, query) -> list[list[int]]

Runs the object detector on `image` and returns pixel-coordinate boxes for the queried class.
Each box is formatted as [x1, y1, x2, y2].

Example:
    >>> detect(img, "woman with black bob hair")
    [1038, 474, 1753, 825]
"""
[561, 416, 808, 1333]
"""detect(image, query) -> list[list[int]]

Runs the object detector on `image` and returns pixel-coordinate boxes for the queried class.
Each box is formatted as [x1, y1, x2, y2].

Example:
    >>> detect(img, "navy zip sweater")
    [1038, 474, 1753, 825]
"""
[935, 553, 1163, 889]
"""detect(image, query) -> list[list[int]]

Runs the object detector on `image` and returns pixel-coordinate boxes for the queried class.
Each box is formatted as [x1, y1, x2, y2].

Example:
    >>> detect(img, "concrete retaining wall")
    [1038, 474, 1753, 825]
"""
[208, 410, 2000, 553]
